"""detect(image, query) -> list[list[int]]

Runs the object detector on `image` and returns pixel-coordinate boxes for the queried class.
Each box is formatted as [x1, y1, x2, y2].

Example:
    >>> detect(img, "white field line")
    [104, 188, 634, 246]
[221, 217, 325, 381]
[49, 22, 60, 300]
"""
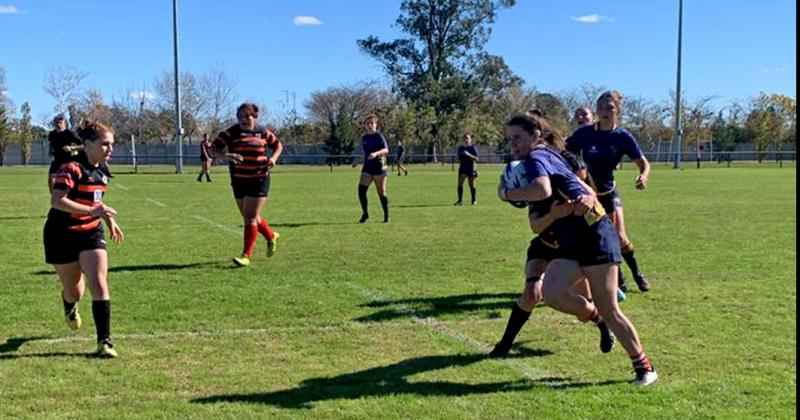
[30, 319, 502, 345]
[99, 182, 551, 383]
[344, 282, 550, 382]
[145, 197, 166, 207]
[115, 184, 129, 191]
[192, 215, 239, 235]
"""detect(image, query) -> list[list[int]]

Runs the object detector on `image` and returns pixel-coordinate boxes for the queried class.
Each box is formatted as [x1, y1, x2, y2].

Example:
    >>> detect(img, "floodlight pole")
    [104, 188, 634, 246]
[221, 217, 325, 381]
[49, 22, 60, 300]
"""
[172, 0, 184, 173]
[672, 0, 683, 169]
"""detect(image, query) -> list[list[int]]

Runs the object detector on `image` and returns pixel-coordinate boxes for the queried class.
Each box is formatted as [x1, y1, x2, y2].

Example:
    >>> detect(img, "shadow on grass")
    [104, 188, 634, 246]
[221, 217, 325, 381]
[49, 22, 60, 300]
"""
[192, 353, 539, 409]
[0, 215, 46, 221]
[33, 261, 223, 275]
[0, 351, 100, 360]
[393, 204, 453, 208]
[355, 292, 519, 323]
[0, 336, 104, 360]
[269, 222, 353, 228]
[0, 337, 48, 354]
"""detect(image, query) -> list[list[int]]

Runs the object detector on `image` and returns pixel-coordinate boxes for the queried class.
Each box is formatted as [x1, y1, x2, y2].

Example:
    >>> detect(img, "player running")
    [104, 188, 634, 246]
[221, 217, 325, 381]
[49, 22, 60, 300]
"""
[454, 134, 479, 206]
[356, 114, 390, 224]
[44, 119, 123, 358]
[211, 103, 283, 267]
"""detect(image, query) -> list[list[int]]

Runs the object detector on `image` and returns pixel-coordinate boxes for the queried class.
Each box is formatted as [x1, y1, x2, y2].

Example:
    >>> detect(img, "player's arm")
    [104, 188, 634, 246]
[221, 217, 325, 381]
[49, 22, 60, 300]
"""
[210, 132, 243, 163]
[500, 175, 552, 202]
[529, 200, 575, 234]
[633, 156, 650, 190]
[268, 139, 283, 167]
[51, 189, 117, 219]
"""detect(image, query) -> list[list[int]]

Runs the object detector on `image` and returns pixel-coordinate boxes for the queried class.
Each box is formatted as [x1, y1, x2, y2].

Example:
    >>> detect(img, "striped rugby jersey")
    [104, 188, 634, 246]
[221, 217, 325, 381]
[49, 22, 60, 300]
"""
[47, 153, 109, 232]
[213, 124, 281, 178]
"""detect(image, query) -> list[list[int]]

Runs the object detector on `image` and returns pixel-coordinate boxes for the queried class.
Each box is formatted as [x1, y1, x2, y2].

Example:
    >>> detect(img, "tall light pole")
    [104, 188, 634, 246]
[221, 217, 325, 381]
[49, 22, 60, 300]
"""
[672, 0, 683, 169]
[172, 0, 184, 173]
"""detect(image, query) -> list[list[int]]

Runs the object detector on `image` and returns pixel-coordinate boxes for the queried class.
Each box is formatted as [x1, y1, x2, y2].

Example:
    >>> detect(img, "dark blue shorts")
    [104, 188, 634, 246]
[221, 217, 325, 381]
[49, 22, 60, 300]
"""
[362, 163, 388, 176]
[458, 165, 477, 177]
[560, 217, 622, 267]
[597, 189, 622, 215]
[43, 221, 107, 265]
[231, 176, 270, 199]
[48, 161, 64, 175]
[526, 236, 561, 263]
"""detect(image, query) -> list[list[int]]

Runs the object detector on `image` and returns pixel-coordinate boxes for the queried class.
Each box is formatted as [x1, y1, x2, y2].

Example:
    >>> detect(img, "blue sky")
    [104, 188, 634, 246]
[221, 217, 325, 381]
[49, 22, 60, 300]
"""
[1, 0, 795, 124]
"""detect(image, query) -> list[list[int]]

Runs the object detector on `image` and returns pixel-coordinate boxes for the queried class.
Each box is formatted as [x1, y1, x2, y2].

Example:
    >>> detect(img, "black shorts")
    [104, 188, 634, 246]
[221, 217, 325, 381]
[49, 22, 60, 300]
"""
[597, 189, 622, 215]
[200, 156, 209, 163]
[526, 236, 561, 263]
[458, 165, 477, 177]
[362, 163, 388, 176]
[43, 221, 107, 265]
[231, 176, 270, 199]
[558, 217, 622, 267]
[48, 161, 64, 175]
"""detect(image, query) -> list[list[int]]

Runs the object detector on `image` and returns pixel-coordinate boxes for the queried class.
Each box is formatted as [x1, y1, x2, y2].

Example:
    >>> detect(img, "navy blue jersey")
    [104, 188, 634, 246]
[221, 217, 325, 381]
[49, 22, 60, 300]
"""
[522, 147, 599, 249]
[396, 144, 405, 159]
[566, 125, 643, 192]
[457, 145, 478, 167]
[362, 132, 389, 173]
[48, 129, 83, 165]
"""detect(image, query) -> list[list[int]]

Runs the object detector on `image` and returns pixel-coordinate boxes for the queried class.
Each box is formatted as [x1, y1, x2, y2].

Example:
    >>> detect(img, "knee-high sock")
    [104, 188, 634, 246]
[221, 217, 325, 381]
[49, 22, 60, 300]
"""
[358, 184, 369, 216]
[499, 303, 531, 345]
[457, 186, 463, 202]
[622, 245, 643, 277]
[470, 187, 476, 203]
[92, 300, 111, 342]
[243, 224, 258, 257]
[257, 217, 275, 241]
[379, 195, 389, 219]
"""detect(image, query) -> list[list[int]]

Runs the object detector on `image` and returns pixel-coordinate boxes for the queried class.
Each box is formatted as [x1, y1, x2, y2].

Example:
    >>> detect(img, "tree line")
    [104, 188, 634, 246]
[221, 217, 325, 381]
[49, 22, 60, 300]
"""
[0, 0, 794, 165]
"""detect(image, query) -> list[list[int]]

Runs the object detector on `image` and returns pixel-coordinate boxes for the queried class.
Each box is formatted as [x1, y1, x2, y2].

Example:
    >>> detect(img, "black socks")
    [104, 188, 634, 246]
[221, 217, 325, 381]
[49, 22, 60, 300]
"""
[92, 300, 111, 343]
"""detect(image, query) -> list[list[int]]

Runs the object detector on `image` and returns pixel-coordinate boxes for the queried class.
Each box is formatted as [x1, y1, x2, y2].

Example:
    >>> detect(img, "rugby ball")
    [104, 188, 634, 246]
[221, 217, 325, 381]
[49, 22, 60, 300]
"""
[502, 160, 530, 208]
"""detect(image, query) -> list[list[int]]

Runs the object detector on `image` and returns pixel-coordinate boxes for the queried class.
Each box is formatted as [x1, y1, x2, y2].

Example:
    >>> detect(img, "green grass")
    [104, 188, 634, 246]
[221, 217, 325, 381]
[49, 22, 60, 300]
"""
[0, 163, 795, 419]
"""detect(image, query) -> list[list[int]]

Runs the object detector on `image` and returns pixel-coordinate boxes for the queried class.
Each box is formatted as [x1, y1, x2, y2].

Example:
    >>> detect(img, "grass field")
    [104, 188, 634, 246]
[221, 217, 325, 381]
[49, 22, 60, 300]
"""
[0, 163, 795, 419]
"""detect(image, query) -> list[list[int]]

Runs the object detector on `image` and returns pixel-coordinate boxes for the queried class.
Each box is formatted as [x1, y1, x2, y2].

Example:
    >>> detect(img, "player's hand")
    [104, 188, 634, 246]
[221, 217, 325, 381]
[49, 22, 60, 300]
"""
[550, 200, 574, 219]
[497, 175, 508, 201]
[572, 195, 594, 216]
[227, 153, 244, 164]
[90, 203, 117, 218]
[108, 219, 124, 244]
[635, 174, 648, 190]
[62, 145, 72, 153]
[267, 157, 276, 168]
[367, 152, 377, 160]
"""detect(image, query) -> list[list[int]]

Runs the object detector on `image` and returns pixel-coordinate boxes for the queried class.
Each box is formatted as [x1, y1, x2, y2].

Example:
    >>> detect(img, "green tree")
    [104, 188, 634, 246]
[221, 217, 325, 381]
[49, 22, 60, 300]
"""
[358, 0, 519, 160]
[0, 68, 12, 166]
[17, 102, 33, 165]
[744, 93, 794, 162]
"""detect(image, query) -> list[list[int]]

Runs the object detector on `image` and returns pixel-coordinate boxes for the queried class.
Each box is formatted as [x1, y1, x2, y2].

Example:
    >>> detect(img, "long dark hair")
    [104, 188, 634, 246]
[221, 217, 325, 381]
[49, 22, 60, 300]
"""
[507, 113, 565, 152]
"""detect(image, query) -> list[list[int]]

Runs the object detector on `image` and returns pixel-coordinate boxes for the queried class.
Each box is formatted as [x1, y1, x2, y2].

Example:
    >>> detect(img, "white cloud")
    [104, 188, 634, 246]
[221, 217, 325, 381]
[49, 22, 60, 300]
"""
[293, 15, 322, 26]
[0, 5, 20, 14]
[129, 91, 154, 101]
[761, 66, 788, 73]
[570, 14, 611, 24]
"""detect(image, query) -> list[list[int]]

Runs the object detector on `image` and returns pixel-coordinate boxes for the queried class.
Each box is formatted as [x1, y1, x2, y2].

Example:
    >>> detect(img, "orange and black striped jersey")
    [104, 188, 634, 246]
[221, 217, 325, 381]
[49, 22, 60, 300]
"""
[47, 153, 109, 232]
[213, 124, 281, 178]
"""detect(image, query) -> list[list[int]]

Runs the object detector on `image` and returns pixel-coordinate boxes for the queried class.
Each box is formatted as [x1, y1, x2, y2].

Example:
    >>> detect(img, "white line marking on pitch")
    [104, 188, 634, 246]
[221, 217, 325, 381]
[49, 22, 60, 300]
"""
[116, 184, 129, 191]
[192, 215, 239, 235]
[28, 319, 501, 345]
[344, 282, 550, 383]
[146, 198, 166, 207]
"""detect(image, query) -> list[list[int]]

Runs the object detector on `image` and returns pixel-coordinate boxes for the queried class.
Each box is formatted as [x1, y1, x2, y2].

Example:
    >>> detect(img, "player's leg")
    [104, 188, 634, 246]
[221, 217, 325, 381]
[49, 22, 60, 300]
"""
[80, 248, 117, 358]
[358, 172, 373, 223]
[374, 173, 389, 223]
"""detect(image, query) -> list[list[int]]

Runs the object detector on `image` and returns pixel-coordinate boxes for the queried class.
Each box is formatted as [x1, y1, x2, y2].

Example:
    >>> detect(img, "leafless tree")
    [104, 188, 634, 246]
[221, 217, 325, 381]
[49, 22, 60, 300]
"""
[42, 64, 89, 117]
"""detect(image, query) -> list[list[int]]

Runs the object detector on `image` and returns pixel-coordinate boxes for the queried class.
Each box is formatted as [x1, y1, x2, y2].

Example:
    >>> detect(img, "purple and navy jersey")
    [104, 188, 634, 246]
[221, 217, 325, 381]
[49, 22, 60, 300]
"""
[566, 125, 643, 192]
[522, 147, 595, 245]
[362, 132, 389, 170]
[457, 145, 478, 167]
[396, 144, 405, 159]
